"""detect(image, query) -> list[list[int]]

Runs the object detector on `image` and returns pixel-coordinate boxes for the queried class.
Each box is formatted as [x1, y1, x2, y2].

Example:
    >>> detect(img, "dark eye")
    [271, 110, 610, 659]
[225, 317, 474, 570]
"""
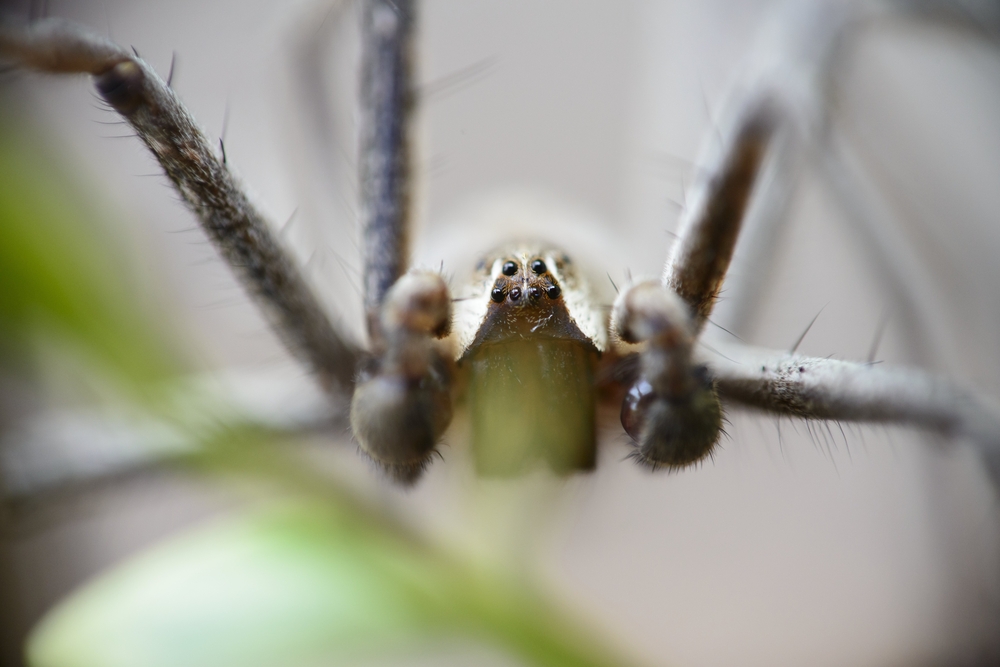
[530, 259, 547, 274]
[502, 261, 518, 276]
[509, 286, 522, 301]
[490, 286, 505, 302]
[527, 286, 542, 300]
[546, 285, 561, 299]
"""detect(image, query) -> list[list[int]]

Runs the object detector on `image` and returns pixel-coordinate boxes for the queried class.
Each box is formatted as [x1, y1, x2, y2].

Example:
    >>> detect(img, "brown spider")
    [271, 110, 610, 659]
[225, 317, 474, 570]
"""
[3, 2, 1000, 660]
[1, 1, 997, 482]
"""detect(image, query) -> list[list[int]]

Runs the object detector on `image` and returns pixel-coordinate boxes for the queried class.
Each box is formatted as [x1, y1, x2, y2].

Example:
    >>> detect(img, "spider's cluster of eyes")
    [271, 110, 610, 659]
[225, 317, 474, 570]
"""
[490, 259, 562, 304]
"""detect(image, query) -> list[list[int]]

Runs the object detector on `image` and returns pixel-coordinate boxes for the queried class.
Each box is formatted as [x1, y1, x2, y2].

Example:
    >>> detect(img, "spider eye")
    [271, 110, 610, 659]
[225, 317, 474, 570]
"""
[502, 261, 518, 276]
[530, 259, 547, 274]
[527, 286, 542, 300]
[509, 286, 522, 301]
[490, 286, 505, 302]
[546, 285, 561, 299]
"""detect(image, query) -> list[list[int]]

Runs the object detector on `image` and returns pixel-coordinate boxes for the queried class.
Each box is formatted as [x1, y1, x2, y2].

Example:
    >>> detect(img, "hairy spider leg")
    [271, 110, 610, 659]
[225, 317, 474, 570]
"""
[349, 0, 456, 482]
[611, 98, 778, 467]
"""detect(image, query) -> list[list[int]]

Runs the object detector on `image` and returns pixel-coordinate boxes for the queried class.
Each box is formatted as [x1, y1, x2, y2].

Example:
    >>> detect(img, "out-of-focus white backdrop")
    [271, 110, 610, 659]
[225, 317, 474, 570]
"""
[6, 1, 1000, 665]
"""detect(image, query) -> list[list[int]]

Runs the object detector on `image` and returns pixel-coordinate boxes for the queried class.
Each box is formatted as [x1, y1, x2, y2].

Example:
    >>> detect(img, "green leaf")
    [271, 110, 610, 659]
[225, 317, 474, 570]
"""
[26, 504, 454, 667]
[25, 492, 639, 667]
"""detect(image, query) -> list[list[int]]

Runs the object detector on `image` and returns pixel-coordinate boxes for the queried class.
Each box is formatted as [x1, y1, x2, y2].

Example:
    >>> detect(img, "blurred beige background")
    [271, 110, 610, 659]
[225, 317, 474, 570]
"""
[3, 1, 1000, 665]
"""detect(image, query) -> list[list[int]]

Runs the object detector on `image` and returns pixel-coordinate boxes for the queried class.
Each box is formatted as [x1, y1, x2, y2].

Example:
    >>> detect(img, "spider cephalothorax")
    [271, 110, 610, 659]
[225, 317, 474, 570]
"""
[456, 246, 606, 353]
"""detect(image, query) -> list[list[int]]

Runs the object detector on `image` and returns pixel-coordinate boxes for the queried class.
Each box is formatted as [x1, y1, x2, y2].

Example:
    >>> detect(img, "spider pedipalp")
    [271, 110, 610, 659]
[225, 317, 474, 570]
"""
[612, 281, 722, 468]
[351, 271, 454, 484]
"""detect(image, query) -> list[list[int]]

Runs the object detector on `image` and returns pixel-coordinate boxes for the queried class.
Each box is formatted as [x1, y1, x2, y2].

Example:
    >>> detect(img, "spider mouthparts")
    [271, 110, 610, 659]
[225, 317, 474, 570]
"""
[467, 337, 597, 475]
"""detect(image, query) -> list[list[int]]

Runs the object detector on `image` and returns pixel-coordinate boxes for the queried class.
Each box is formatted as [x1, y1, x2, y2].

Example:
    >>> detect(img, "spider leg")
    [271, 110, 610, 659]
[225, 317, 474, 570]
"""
[701, 339, 1000, 463]
[609, 97, 779, 467]
[624, 1, 1000, 471]
[0, 16, 361, 398]
[717, 1, 998, 350]
[350, 0, 454, 482]
[360, 0, 414, 340]
[710, 121, 800, 337]
[658, 1, 853, 331]
[704, 0, 851, 336]
[662, 96, 780, 330]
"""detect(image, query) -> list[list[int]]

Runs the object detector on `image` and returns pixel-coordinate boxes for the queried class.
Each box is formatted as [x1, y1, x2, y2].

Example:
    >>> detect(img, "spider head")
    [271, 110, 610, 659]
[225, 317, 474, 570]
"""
[454, 244, 607, 356]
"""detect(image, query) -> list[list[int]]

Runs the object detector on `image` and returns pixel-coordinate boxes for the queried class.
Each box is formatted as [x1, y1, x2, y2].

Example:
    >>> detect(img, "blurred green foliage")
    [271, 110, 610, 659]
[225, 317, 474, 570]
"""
[26, 496, 631, 667]
[0, 109, 181, 393]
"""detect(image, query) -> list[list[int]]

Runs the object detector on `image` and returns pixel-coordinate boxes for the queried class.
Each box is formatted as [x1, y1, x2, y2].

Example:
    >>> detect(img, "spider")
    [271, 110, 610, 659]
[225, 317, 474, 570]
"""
[1, 1, 1000, 664]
